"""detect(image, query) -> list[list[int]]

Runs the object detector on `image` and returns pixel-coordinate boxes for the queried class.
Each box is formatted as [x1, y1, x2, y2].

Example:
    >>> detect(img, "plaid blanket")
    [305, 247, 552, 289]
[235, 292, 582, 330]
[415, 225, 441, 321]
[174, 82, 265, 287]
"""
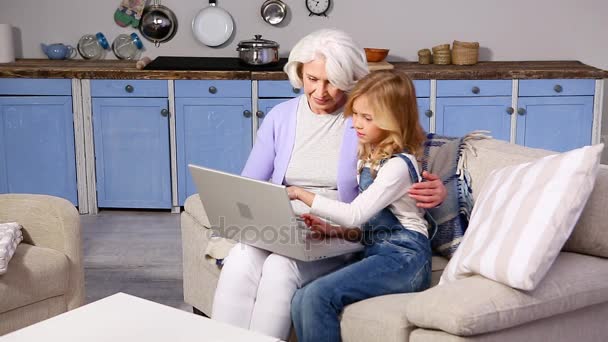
[421, 131, 489, 258]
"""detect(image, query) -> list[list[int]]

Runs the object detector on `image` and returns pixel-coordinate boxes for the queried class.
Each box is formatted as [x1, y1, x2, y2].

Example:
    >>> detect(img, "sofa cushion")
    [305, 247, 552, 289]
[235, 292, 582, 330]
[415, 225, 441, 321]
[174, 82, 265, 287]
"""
[184, 194, 211, 228]
[442, 143, 603, 290]
[465, 139, 608, 259]
[406, 252, 608, 336]
[341, 293, 418, 342]
[0, 243, 69, 313]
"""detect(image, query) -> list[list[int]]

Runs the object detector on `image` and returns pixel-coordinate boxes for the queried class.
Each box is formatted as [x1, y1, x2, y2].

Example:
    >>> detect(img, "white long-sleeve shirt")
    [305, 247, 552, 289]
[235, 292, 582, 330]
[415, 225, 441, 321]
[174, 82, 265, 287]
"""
[311, 154, 429, 237]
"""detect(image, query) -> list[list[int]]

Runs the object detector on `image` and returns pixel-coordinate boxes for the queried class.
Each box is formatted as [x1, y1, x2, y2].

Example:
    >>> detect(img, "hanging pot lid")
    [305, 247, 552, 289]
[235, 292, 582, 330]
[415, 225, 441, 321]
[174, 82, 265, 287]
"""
[237, 35, 279, 49]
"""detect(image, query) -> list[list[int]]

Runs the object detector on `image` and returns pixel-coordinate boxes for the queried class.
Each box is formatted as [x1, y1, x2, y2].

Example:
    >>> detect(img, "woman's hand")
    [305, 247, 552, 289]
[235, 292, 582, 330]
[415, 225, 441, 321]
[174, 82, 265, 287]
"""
[286, 186, 301, 200]
[408, 171, 447, 208]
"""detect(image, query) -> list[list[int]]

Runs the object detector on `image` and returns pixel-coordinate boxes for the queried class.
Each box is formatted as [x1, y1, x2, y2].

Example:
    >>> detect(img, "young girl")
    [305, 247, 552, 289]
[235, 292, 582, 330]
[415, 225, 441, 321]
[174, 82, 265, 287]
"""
[286, 70, 432, 342]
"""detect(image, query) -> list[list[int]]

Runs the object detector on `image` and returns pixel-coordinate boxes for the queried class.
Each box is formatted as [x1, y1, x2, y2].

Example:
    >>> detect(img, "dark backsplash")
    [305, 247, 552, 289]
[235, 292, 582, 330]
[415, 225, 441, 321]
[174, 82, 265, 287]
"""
[144, 56, 288, 71]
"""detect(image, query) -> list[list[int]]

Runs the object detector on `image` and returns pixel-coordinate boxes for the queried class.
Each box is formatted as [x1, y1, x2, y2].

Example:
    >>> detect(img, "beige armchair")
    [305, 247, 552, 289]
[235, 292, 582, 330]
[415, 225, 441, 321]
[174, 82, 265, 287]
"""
[0, 194, 84, 335]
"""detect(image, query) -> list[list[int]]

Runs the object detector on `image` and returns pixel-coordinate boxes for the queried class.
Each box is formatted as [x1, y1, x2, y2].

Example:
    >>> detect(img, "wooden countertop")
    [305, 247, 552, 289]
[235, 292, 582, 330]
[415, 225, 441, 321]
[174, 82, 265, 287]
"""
[0, 59, 606, 80]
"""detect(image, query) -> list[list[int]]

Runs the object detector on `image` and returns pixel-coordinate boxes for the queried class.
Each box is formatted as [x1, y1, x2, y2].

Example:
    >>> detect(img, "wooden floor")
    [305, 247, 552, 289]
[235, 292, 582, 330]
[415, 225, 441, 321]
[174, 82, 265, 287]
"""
[81, 209, 190, 311]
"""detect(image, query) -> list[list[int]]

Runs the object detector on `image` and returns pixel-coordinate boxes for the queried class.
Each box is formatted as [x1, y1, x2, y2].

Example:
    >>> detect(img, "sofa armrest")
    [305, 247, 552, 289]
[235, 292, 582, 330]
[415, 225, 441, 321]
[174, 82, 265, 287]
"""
[0, 194, 84, 310]
[405, 252, 608, 336]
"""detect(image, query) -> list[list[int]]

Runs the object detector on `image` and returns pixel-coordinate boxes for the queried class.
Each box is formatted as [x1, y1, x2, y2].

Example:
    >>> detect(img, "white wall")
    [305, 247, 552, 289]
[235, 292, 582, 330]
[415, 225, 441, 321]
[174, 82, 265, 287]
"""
[1, 0, 607, 156]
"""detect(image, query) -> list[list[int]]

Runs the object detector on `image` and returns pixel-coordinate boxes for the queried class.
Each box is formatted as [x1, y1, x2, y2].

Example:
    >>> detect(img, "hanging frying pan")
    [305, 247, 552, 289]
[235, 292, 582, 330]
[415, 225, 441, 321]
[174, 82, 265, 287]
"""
[192, 0, 234, 47]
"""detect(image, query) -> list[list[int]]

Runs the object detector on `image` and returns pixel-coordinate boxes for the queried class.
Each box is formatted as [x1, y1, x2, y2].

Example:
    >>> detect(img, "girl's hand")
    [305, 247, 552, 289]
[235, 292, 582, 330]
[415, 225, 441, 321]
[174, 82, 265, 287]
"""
[286, 186, 301, 200]
[301, 213, 340, 239]
[408, 171, 447, 208]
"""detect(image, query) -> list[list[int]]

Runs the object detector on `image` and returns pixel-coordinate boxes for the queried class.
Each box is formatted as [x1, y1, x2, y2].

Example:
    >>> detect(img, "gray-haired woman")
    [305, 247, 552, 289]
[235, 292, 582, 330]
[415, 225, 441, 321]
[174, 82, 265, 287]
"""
[211, 29, 446, 340]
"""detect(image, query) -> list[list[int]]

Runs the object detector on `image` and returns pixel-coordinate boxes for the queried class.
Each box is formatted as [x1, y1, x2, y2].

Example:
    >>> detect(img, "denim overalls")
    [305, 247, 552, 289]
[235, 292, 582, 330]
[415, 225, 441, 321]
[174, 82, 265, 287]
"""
[291, 154, 433, 342]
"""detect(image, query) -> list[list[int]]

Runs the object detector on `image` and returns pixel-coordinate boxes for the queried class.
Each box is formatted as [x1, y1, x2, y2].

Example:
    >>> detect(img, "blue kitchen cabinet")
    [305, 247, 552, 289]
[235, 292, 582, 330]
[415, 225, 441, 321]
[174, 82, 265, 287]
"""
[91, 80, 171, 209]
[257, 98, 288, 127]
[175, 80, 252, 205]
[435, 80, 512, 141]
[516, 79, 595, 152]
[0, 78, 77, 205]
[0, 96, 78, 204]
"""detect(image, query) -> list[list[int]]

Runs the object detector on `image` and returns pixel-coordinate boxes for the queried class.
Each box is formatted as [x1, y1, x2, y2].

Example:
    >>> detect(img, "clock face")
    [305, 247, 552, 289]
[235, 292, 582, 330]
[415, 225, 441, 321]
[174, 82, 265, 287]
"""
[306, 0, 330, 16]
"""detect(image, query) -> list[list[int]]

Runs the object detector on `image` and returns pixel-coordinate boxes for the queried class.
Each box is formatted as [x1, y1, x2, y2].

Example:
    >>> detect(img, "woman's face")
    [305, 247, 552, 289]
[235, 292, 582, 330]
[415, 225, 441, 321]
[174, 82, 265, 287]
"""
[301, 58, 346, 114]
[351, 95, 386, 146]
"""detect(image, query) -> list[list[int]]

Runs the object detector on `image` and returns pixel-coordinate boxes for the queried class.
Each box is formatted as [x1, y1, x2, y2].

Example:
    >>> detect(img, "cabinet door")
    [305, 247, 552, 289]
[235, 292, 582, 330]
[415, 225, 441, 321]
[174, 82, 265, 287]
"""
[92, 98, 171, 208]
[417, 98, 431, 133]
[176, 97, 252, 205]
[436, 97, 512, 141]
[516, 96, 593, 152]
[257, 99, 289, 128]
[0, 96, 77, 204]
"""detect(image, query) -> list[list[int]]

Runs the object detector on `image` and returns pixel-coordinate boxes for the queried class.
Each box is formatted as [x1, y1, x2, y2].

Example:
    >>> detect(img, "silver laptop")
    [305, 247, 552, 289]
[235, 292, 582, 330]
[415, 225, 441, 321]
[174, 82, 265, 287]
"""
[188, 164, 364, 261]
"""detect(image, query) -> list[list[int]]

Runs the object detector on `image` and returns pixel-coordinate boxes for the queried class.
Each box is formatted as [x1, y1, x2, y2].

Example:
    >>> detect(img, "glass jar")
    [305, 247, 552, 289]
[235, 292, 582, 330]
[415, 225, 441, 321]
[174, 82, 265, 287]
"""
[77, 32, 109, 60]
[112, 33, 144, 60]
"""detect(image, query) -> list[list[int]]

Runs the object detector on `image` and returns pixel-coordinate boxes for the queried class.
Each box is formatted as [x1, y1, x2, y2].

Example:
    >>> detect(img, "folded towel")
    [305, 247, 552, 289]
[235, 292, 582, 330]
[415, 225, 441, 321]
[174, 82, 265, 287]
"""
[0, 222, 23, 275]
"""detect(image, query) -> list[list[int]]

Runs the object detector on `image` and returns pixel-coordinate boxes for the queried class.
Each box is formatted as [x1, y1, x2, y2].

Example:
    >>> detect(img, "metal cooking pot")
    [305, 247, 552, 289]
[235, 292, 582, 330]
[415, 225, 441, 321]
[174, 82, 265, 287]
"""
[236, 35, 279, 65]
[138, 0, 178, 47]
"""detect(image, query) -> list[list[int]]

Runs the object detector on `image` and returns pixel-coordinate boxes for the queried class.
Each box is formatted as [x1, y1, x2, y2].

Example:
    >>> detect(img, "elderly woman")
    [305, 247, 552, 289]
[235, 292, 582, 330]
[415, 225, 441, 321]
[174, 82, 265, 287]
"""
[211, 29, 446, 340]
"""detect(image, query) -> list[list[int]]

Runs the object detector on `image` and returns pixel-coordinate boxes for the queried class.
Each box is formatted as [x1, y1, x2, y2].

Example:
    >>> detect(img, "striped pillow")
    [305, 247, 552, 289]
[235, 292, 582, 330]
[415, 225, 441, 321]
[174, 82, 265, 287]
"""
[440, 143, 604, 291]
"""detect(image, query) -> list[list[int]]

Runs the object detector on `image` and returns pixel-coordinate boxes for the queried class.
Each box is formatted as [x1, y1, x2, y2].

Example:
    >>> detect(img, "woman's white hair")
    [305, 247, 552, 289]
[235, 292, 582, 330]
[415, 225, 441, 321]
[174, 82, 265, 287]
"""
[284, 29, 369, 92]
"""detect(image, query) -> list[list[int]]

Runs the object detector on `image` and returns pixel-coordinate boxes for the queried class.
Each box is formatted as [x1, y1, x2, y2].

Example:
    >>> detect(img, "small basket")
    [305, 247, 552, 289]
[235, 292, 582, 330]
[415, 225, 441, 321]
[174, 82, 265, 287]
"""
[432, 44, 450, 53]
[451, 40, 479, 65]
[418, 48, 432, 64]
[433, 50, 451, 65]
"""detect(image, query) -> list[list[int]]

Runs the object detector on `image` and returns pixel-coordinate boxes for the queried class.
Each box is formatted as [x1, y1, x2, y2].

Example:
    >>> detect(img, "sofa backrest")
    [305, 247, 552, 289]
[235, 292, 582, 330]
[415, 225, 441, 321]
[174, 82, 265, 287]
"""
[463, 138, 608, 258]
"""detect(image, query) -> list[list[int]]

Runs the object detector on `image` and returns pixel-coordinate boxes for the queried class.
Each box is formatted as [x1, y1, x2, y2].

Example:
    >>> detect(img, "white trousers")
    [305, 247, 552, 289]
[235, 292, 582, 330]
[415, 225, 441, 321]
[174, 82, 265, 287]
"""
[211, 243, 348, 340]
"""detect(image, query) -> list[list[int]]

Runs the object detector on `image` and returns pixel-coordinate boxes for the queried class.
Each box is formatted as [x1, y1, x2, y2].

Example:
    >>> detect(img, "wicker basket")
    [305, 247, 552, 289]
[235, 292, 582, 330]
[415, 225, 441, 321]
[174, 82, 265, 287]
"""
[432, 44, 450, 53]
[418, 49, 432, 64]
[451, 40, 479, 65]
[433, 50, 451, 65]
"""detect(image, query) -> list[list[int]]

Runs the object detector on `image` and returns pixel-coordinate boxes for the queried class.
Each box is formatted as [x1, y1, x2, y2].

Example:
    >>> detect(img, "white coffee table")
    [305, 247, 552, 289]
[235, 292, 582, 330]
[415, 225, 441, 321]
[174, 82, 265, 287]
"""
[1, 293, 281, 342]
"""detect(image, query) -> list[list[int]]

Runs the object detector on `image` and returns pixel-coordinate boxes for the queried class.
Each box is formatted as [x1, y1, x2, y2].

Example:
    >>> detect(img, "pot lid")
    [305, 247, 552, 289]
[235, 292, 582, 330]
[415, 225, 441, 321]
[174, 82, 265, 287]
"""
[237, 35, 279, 48]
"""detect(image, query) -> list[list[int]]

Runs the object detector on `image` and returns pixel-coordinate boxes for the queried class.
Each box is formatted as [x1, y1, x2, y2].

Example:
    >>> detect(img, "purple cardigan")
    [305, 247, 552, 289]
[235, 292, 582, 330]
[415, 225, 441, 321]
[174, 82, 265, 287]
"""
[241, 97, 359, 203]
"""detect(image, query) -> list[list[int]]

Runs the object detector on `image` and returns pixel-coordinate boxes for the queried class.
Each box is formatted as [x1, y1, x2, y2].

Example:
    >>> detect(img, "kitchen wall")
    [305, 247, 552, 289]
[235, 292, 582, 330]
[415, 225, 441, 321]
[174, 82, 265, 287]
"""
[1, 0, 608, 158]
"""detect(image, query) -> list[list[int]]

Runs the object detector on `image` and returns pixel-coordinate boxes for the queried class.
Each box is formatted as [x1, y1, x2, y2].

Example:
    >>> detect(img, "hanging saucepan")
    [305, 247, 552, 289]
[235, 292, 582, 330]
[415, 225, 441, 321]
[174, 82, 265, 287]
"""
[139, 0, 178, 47]
[260, 0, 287, 26]
[192, 0, 234, 47]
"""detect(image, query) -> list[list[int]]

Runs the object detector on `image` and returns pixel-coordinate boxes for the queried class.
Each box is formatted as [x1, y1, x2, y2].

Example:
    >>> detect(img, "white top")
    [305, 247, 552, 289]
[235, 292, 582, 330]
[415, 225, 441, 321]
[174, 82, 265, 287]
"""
[311, 154, 429, 237]
[286, 95, 346, 215]
[2, 292, 279, 342]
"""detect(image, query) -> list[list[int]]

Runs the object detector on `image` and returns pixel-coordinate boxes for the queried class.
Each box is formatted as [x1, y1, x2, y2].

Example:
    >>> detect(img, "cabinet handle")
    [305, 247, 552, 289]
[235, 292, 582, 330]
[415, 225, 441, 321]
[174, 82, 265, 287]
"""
[125, 84, 134, 93]
[517, 108, 526, 115]
[292, 87, 300, 94]
[554, 84, 563, 93]
[208, 86, 217, 94]
[506, 107, 514, 115]
[424, 109, 433, 118]
[471, 86, 480, 94]
[243, 110, 252, 118]
[160, 109, 169, 117]
[256, 110, 265, 118]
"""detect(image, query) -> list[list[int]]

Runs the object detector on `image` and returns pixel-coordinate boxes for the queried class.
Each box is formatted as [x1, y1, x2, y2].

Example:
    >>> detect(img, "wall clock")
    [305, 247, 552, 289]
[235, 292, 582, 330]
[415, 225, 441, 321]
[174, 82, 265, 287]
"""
[306, 0, 330, 16]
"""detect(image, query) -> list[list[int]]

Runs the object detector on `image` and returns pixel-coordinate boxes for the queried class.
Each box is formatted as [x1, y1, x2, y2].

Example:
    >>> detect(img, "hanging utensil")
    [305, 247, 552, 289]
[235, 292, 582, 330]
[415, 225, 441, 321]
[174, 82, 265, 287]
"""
[192, 0, 235, 47]
[138, 0, 178, 47]
[260, 0, 287, 26]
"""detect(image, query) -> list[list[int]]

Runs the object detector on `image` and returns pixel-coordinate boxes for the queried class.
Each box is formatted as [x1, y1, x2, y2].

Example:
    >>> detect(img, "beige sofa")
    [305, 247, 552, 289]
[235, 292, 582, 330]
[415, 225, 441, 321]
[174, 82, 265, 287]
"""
[0, 194, 84, 335]
[182, 139, 608, 341]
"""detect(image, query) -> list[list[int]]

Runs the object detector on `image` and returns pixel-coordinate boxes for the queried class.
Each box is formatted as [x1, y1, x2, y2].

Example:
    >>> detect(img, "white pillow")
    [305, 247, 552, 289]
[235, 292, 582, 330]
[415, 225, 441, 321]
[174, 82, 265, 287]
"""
[440, 143, 604, 291]
[0, 222, 23, 275]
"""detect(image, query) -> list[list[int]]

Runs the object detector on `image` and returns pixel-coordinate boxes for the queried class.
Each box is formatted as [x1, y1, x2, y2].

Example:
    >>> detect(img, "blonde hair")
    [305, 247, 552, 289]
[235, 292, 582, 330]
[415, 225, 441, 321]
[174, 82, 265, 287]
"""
[283, 29, 369, 92]
[344, 70, 426, 176]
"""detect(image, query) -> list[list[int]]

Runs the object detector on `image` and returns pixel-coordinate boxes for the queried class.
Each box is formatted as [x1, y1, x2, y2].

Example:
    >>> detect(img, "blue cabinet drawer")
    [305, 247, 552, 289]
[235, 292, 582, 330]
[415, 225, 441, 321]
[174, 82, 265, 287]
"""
[437, 80, 512, 97]
[413, 80, 430, 97]
[0, 78, 71, 96]
[91, 80, 167, 97]
[258, 81, 302, 98]
[175, 80, 251, 98]
[519, 79, 595, 97]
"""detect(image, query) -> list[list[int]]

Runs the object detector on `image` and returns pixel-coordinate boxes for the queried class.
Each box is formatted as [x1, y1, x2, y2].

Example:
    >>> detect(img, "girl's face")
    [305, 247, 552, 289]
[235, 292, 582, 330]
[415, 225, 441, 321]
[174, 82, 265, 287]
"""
[351, 95, 386, 146]
[301, 58, 346, 114]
